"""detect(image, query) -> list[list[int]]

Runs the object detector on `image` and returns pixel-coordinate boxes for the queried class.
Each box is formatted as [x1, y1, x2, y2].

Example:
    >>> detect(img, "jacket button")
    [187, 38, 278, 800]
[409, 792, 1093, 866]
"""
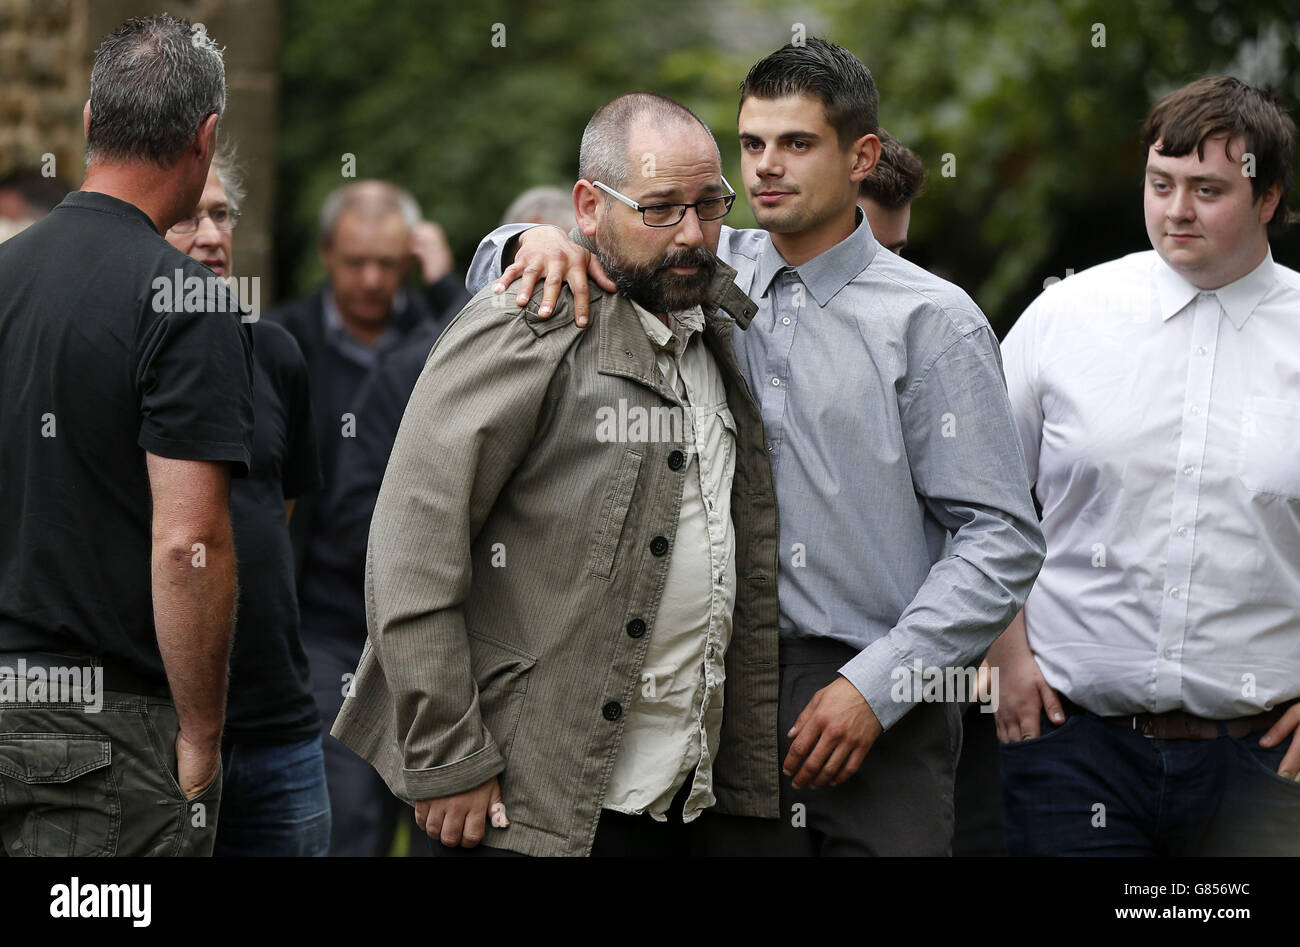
[667, 450, 685, 470]
[602, 701, 623, 721]
[649, 536, 669, 556]
[626, 619, 646, 638]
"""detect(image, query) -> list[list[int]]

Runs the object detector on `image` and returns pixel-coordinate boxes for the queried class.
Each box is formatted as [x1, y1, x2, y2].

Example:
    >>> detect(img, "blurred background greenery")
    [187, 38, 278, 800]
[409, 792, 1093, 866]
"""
[274, 0, 1300, 334]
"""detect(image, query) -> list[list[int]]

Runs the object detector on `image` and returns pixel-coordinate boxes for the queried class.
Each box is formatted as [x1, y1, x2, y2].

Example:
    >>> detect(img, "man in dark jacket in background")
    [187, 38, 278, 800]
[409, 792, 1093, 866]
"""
[266, 180, 452, 856]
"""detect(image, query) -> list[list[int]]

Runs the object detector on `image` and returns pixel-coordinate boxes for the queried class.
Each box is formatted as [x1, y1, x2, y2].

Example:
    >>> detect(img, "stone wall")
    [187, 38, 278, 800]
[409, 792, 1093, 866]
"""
[2, 0, 280, 297]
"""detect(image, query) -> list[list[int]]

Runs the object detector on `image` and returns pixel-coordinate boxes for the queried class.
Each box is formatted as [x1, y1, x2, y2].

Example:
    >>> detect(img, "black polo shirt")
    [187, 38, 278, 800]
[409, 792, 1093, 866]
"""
[0, 191, 254, 696]
[225, 321, 322, 744]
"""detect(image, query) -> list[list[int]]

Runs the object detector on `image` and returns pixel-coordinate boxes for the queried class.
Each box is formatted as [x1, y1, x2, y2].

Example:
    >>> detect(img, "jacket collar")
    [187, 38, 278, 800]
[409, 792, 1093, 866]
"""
[564, 234, 756, 395]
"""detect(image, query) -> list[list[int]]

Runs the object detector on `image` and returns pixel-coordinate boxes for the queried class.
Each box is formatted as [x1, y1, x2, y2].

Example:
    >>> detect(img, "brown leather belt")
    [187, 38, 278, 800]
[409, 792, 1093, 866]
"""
[1062, 696, 1297, 740]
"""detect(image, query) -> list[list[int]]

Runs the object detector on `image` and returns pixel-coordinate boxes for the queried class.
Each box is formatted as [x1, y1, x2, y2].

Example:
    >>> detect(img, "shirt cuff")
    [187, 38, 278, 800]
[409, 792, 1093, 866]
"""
[838, 638, 913, 731]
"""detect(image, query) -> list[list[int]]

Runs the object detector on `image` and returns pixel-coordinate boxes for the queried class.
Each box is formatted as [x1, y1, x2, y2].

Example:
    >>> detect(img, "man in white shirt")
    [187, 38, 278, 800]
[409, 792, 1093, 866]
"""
[992, 75, 1300, 856]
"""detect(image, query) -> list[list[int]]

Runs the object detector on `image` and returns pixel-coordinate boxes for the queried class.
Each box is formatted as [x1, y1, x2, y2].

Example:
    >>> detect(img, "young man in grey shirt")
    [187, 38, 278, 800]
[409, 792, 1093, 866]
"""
[469, 38, 1044, 855]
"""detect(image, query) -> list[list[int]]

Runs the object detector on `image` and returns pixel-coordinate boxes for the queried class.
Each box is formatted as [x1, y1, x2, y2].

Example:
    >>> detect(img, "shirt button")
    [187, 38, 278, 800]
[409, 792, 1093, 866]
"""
[602, 701, 622, 721]
[1176, 526, 1188, 537]
[771, 377, 781, 386]
[1190, 405, 1200, 415]
[1162, 648, 1175, 660]
[782, 317, 791, 325]
[624, 349, 634, 358]
[667, 450, 685, 470]
[626, 619, 646, 639]
[650, 536, 669, 556]
[1196, 346, 1208, 356]
[1182, 465, 1194, 476]
[1169, 587, 1180, 599]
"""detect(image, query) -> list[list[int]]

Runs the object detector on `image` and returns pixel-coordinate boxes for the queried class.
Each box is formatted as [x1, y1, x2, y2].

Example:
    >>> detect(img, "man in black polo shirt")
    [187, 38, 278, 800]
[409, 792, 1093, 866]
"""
[0, 14, 252, 857]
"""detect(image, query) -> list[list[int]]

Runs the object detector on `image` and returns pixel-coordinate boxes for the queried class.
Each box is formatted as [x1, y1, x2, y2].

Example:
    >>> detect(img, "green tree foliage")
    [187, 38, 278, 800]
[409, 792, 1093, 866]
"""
[276, 0, 1300, 329]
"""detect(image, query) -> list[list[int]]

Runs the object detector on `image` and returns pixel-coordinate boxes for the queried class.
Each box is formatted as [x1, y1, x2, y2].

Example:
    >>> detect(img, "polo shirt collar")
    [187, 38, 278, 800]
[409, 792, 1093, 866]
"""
[1153, 250, 1275, 330]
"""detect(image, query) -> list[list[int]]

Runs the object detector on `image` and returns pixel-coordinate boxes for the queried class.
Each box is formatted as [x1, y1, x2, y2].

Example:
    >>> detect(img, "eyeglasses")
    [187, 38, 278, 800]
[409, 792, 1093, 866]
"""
[592, 177, 736, 227]
[170, 208, 241, 234]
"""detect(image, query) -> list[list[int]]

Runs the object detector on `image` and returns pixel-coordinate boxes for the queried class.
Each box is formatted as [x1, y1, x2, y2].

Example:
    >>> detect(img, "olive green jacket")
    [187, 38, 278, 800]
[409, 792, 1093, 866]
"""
[331, 258, 780, 856]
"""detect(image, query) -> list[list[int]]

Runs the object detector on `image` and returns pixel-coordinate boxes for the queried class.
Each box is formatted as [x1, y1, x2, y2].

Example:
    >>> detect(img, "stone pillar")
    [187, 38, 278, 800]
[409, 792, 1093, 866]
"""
[1, 0, 280, 298]
[0, 0, 91, 181]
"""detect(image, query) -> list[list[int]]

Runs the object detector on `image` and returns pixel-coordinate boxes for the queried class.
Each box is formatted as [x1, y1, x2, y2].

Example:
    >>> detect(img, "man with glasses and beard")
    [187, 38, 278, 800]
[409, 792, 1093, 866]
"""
[331, 92, 782, 857]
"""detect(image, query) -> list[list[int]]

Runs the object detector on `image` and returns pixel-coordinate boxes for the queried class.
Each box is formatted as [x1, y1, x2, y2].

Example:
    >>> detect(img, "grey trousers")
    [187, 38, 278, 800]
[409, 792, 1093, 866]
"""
[698, 636, 962, 856]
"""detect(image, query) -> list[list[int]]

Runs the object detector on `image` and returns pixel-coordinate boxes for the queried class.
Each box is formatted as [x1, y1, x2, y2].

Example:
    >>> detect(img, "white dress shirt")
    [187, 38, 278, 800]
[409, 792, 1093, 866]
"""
[1002, 249, 1300, 718]
[603, 301, 738, 821]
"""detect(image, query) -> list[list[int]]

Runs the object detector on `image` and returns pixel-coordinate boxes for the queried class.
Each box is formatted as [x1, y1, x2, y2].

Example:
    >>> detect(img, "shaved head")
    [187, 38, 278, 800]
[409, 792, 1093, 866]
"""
[579, 91, 719, 191]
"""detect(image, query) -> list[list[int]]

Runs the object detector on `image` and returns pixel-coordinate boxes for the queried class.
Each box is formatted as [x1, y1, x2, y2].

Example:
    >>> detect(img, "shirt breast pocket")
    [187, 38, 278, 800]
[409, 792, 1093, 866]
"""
[588, 448, 644, 579]
[1237, 396, 1300, 499]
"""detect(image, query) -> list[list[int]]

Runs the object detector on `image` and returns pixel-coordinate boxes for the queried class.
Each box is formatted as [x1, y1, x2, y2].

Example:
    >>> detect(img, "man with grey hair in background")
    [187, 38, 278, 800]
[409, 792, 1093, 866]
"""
[267, 180, 452, 856]
[500, 185, 578, 230]
[0, 14, 251, 856]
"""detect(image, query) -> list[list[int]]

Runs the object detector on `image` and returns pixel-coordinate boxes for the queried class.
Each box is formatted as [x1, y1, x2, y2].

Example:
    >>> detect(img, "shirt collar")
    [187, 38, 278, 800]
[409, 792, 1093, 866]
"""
[1153, 250, 1275, 330]
[629, 299, 704, 354]
[753, 205, 879, 305]
[322, 287, 411, 368]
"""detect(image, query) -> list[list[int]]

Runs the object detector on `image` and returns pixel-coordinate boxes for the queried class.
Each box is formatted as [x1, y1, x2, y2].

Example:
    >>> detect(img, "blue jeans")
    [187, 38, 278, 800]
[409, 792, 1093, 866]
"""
[214, 735, 330, 857]
[1000, 711, 1300, 856]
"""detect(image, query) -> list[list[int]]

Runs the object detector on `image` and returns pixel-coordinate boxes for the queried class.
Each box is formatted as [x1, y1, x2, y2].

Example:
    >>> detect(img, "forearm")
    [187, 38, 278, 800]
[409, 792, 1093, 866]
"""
[988, 607, 1030, 664]
[151, 523, 236, 743]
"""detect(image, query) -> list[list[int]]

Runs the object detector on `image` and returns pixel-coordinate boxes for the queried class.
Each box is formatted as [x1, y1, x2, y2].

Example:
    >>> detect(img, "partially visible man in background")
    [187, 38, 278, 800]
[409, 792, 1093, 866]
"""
[500, 184, 577, 229]
[267, 180, 446, 856]
[0, 14, 251, 856]
[165, 152, 330, 857]
[856, 128, 925, 255]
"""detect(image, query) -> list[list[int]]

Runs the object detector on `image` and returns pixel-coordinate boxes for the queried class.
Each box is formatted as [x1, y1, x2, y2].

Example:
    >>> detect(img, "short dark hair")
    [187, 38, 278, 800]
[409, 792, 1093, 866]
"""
[859, 129, 926, 209]
[86, 14, 226, 168]
[738, 37, 878, 149]
[1142, 75, 1296, 236]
